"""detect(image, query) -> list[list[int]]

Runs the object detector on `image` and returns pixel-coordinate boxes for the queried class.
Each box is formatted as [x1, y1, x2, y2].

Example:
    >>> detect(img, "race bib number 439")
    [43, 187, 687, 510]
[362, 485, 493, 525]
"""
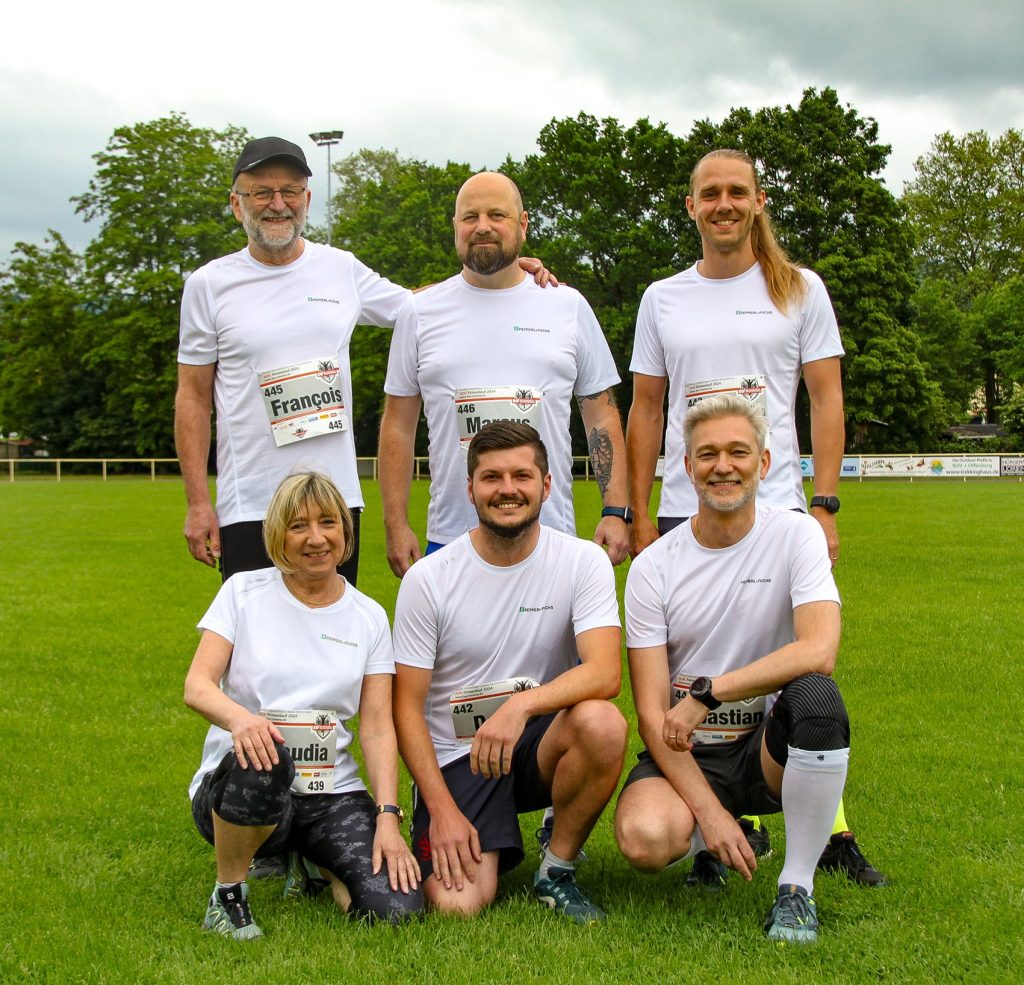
[258, 356, 349, 447]
[261, 708, 337, 794]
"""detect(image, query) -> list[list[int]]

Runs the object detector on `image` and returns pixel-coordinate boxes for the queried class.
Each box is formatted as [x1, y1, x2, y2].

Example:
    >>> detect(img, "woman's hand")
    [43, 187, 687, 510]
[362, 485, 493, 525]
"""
[372, 815, 421, 893]
[229, 710, 284, 771]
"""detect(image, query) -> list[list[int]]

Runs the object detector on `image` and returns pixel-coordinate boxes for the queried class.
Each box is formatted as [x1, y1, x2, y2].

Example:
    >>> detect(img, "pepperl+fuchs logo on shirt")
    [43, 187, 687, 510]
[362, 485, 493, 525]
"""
[512, 324, 550, 334]
[519, 604, 555, 613]
[739, 578, 772, 585]
[321, 633, 358, 647]
[734, 309, 774, 316]
[307, 296, 341, 305]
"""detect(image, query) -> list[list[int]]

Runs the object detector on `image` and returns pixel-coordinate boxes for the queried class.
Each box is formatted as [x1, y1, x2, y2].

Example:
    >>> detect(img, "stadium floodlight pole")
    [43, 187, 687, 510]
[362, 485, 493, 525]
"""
[309, 130, 345, 246]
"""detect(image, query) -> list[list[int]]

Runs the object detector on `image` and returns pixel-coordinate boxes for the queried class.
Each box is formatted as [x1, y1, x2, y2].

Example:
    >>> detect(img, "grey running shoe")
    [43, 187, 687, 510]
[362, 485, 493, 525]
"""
[738, 816, 773, 859]
[283, 853, 330, 900]
[202, 882, 262, 940]
[248, 854, 287, 879]
[817, 832, 890, 886]
[685, 850, 728, 891]
[764, 884, 818, 944]
[533, 865, 606, 924]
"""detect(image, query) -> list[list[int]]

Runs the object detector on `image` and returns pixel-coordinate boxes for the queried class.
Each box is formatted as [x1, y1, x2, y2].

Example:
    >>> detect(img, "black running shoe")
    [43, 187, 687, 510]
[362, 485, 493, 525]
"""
[685, 850, 728, 891]
[817, 832, 890, 886]
[738, 816, 773, 859]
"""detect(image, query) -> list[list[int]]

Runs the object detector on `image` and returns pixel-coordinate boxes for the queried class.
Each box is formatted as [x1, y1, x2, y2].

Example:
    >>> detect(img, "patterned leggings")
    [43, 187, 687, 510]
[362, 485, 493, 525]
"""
[191, 748, 423, 922]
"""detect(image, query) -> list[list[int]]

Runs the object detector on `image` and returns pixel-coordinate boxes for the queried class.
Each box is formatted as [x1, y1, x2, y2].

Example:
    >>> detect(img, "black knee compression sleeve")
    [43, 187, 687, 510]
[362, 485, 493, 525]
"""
[765, 673, 850, 765]
[210, 745, 295, 827]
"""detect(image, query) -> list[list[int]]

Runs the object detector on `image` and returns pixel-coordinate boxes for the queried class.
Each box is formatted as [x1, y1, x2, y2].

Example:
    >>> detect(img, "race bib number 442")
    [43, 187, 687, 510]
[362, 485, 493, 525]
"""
[450, 677, 539, 742]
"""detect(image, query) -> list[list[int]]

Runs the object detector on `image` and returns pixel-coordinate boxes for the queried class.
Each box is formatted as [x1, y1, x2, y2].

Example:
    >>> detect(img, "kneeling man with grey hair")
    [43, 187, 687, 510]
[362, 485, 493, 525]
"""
[615, 394, 851, 944]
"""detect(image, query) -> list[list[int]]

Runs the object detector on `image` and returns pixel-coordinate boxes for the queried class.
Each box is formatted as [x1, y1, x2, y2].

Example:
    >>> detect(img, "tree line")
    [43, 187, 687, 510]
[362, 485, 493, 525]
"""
[1, 90, 1022, 459]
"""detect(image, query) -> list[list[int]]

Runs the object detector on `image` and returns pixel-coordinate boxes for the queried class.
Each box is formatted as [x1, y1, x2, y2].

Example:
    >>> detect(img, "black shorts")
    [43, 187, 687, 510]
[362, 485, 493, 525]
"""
[621, 718, 782, 818]
[411, 714, 556, 878]
[219, 508, 362, 585]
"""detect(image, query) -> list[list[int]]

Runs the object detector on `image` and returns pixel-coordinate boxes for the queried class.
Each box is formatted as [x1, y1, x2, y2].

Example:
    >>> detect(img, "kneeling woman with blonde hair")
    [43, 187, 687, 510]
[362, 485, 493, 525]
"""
[185, 471, 422, 938]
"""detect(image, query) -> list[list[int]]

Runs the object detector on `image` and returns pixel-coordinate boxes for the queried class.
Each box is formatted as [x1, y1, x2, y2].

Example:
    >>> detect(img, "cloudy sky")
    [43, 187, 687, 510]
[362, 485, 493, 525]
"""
[3, 0, 1021, 258]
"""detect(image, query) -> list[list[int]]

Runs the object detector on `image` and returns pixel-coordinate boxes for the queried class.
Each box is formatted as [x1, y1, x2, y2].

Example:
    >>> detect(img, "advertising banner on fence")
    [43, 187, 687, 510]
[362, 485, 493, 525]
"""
[1000, 457, 1024, 476]
[861, 456, 1000, 477]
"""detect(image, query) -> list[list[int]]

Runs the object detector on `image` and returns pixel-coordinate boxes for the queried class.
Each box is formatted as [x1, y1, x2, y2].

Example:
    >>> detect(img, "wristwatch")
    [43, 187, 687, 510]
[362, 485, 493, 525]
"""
[688, 677, 721, 711]
[376, 804, 404, 822]
[809, 495, 841, 514]
[601, 506, 634, 524]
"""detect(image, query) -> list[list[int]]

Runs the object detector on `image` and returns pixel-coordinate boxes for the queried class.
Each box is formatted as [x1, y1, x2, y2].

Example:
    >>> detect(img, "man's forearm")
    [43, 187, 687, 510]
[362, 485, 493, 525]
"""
[174, 394, 213, 507]
[578, 390, 627, 506]
[378, 418, 416, 528]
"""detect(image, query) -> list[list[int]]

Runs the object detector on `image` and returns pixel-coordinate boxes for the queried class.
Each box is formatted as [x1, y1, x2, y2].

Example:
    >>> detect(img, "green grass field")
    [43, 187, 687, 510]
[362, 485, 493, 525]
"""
[1, 479, 1021, 984]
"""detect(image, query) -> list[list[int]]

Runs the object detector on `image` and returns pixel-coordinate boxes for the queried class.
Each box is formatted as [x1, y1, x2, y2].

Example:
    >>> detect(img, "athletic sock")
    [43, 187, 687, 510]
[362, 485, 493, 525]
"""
[539, 847, 575, 880]
[778, 745, 849, 894]
[831, 797, 849, 837]
[665, 825, 707, 870]
[215, 880, 245, 893]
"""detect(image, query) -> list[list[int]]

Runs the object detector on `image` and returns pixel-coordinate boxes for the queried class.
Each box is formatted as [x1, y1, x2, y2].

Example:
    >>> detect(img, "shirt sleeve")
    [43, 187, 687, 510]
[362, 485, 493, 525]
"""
[391, 561, 440, 669]
[628, 283, 668, 377]
[177, 269, 218, 366]
[572, 293, 621, 396]
[362, 599, 397, 676]
[798, 270, 845, 365]
[196, 576, 239, 643]
[351, 254, 412, 329]
[787, 517, 842, 609]
[570, 542, 621, 635]
[624, 550, 669, 649]
[383, 294, 422, 396]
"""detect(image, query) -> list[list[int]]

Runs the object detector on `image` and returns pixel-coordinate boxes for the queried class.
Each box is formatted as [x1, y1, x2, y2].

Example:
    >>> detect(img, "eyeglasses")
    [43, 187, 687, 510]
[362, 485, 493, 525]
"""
[235, 186, 307, 206]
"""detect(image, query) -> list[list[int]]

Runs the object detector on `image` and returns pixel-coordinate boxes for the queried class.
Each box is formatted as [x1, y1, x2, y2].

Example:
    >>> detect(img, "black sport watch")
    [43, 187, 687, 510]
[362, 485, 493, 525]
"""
[689, 677, 721, 711]
[601, 506, 634, 524]
[809, 495, 841, 515]
[376, 804, 404, 822]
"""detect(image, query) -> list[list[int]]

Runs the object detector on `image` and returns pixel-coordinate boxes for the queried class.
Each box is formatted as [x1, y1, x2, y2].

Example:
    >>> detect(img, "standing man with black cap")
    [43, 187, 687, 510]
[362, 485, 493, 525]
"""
[175, 136, 409, 584]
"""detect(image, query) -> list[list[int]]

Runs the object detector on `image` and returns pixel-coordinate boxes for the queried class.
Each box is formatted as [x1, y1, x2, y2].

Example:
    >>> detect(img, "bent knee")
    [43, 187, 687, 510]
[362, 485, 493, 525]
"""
[565, 700, 627, 758]
[424, 879, 495, 917]
[615, 812, 682, 873]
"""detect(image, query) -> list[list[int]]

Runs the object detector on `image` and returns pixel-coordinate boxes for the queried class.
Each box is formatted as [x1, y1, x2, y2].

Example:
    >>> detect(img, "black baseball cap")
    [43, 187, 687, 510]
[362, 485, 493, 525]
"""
[232, 137, 312, 180]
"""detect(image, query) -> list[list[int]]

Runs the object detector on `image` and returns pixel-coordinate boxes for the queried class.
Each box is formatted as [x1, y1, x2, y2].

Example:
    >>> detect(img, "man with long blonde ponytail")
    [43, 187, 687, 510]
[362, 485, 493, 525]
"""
[625, 148, 888, 889]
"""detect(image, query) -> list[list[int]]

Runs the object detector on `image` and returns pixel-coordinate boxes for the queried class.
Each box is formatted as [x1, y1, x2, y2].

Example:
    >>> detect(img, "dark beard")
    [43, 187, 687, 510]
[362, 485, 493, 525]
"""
[477, 501, 540, 540]
[461, 240, 517, 276]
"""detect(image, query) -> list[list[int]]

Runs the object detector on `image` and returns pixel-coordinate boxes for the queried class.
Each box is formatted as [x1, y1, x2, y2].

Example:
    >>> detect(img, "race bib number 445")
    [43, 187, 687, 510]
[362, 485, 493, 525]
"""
[258, 356, 349, 447]
[261, 708, 337, 794]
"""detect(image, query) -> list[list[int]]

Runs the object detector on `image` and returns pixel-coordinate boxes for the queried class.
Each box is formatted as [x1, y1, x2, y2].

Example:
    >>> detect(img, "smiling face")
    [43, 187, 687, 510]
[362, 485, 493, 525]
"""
[282, 498, 346, 577]
[686, 155, 765, 261]
[231, 161, 311, 263]
[685, 414, 770, 514]
[453, 172, 528, 279]
[468, 443, 550, 540]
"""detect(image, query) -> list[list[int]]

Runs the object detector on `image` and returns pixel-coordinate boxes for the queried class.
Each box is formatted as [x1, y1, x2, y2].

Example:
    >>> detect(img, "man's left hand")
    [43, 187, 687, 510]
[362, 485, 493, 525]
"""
[518, 256, 559, 288]
[810, 508, 840, 568]
[470, 700, 529, 778]
[593, 516, 629, 566]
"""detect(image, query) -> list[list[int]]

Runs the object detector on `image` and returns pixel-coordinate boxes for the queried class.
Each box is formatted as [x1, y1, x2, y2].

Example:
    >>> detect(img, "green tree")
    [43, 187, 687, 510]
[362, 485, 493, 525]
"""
[72, 113, 249, 454]
[0, 233, 102, 454]
[330, 151, 475, 452]
[903, 129, 1024, 420]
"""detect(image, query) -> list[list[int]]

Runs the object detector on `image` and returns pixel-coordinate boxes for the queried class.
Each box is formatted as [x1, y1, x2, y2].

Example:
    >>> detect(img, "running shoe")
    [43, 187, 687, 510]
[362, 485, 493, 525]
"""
[533, 865, 606, 924]
[248, 854, 287, 879]
[685, 850, 728, 891]
[738, 816, 773, 859]
[764, 884, 818, 944]
[202, 882, 262, 940]
[283, 853, 330, 900]
[817, 832, 890, 886]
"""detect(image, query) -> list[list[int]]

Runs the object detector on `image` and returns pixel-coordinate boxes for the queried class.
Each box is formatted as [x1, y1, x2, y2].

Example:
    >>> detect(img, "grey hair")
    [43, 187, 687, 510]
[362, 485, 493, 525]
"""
[683, 394, 768, 453]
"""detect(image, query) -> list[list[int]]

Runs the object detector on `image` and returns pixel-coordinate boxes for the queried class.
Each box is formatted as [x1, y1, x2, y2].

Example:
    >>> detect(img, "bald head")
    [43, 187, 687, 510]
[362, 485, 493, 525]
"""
[454, 171, 528, 283]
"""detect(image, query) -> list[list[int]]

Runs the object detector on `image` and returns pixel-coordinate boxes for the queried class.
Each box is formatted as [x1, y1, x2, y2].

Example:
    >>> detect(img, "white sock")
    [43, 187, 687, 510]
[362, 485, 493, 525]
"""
[777, 746, 849, 895]
[664, 825, 707, 870]
[539, 847, 575, 879]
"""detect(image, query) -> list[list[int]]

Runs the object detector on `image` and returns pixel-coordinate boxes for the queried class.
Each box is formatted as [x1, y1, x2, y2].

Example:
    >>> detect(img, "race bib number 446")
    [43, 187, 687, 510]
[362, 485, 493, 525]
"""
[261, 708, 337, 794]
[258, 356, 349, 447]
[454, 386, 543, 458]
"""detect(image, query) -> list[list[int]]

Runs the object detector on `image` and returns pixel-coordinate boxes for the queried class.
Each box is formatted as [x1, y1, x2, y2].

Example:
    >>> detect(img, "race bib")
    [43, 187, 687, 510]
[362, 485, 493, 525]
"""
[671, 675, 766, 745]
[685, 374, 769, 448]
[454, 386, 543, 458]
[449, 677, 539, 742]
[258, 356, 349, 447]
[261, 708, 337, 794]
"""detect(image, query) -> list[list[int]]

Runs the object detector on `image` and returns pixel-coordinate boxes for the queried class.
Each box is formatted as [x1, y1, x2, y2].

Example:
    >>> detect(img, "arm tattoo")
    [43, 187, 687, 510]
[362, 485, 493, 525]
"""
[577, 386, 618, 410]
[587, 426, 613, 498]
